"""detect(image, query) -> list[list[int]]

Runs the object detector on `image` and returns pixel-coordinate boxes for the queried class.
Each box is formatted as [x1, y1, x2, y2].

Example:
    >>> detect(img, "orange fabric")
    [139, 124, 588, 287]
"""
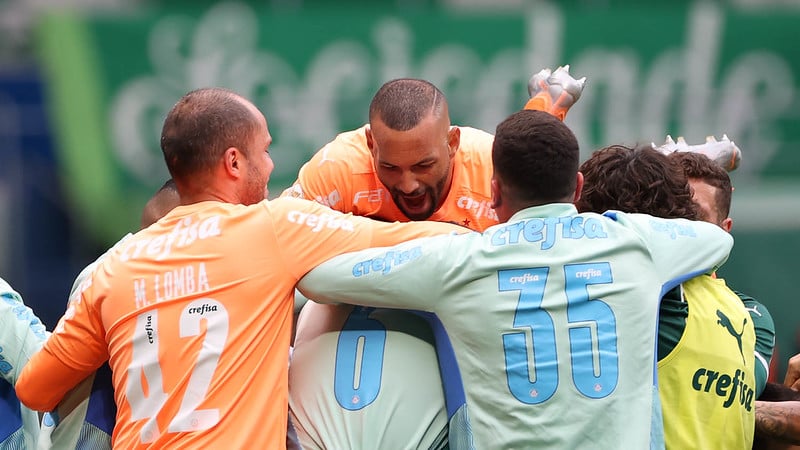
[524, 92, 570, 122]
[282, 126, 498, 232]
[16, 198, 462, 449]
[282, 99, 568, 233]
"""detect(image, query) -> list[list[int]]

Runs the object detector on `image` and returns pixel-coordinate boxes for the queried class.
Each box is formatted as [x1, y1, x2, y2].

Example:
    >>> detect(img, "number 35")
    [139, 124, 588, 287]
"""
[499, 262, 619, 404]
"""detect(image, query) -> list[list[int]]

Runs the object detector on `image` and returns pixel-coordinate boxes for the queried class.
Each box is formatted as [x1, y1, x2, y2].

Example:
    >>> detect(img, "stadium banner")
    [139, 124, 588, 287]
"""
[35, 2, 800, 242]
[33, 0, 800, 375]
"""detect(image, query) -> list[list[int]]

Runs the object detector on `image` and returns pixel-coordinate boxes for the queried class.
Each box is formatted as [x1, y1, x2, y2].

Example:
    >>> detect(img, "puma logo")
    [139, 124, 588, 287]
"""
[716, 310, 747, 365]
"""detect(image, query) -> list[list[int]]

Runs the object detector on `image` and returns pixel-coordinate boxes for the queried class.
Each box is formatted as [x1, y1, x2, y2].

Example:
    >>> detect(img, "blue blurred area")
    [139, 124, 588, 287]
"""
[0, 67, 99, 329]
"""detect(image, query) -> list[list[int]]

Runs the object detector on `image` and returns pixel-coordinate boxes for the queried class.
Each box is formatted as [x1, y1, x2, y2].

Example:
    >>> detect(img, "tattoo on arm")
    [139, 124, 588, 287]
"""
[755, 401, 800, 445]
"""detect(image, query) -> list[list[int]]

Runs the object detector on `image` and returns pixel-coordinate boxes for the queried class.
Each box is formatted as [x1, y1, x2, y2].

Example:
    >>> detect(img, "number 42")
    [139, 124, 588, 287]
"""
[126, 299, 229, 443]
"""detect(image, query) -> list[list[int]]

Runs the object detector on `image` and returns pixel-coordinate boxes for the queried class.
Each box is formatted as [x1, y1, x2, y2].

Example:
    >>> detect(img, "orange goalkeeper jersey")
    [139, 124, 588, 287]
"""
[282, 125, 498, 232]
[281, 101, 565, 233]
[16, 197, 462, 449]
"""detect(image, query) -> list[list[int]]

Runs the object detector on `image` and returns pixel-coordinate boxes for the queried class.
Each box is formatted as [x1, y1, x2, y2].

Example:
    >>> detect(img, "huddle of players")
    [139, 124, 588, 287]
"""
[6, 64, 794, 449]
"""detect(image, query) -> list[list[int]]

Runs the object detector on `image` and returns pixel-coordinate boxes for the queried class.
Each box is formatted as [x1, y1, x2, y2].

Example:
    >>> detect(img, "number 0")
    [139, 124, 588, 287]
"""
[333, 307, 386, 410]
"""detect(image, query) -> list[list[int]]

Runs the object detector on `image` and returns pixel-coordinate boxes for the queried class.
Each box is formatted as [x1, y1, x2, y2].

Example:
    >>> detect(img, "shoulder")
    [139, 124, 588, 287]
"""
[309, 126, 373, 171]
[455, 126, 495, 155]
[733, 290, 775, 323]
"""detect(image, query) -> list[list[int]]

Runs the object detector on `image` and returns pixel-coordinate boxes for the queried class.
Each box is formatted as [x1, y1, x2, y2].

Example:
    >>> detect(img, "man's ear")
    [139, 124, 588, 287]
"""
[573, 172, 584, 203]
[365, 126, 376, 157]
[721, 217, 733, 232]
[448, 126, 461, 158]
[490, 177, 502, 210]
[223, 147, 243, 179]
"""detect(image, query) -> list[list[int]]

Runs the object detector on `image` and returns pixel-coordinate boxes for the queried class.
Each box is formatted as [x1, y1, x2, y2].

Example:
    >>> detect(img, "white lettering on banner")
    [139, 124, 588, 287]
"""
[287, 210, 355, 232]
[526, 2, 793, 173]
[110, 1, 795, 191]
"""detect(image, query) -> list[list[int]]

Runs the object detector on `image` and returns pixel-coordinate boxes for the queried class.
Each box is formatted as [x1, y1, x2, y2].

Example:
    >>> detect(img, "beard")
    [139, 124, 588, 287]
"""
[390, 174, 448, 221]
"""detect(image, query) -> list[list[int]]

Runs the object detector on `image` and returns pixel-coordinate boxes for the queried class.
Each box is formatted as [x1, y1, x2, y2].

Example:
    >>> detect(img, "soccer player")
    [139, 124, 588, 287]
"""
[15, 87, 464, 449]
[576, 145, 757, 449]
[286, 67, 585, 449]
[668, 151, 775, 394]
[0, 276, 48, 449]
[284, 66, 585, 448]
[37, 179, 182, 450]
[289, 303, 450, 449]
[296, 109, 734, 448]
[577, 145, 757, 449]
[281, 66, 584, 230]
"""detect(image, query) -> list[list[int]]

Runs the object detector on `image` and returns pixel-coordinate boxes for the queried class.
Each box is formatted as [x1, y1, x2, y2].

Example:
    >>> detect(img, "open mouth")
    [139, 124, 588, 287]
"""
[398, 192, 431, 215]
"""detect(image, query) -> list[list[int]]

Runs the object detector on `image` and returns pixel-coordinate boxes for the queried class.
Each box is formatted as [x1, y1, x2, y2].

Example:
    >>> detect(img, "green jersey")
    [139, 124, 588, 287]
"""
[298, 204, 734, 449]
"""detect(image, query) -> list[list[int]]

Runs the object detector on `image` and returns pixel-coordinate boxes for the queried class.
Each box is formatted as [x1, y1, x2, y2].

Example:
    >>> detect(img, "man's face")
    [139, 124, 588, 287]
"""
[239, 105, 274, 204]
[368, 111, 458, 220]
[688, 178, 722, 225]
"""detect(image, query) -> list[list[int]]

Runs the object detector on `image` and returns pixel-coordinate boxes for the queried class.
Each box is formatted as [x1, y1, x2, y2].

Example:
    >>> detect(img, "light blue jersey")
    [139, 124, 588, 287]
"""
[0, 277, 48, 449]
[298, 204, 734, 449]
[289, 303, 448, 449]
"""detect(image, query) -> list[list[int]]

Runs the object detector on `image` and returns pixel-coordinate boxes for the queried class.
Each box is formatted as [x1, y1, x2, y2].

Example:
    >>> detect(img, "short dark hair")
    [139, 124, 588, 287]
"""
[368, 78, 447, 131]
[668, 152, 732, 220]
[160, 88, 260, 182]
[492, 109, 580, 203]
[576, 145, 699, 220]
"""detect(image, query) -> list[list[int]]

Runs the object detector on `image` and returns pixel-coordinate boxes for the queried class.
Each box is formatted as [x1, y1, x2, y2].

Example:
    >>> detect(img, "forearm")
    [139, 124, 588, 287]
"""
[756, 401, 800, 445]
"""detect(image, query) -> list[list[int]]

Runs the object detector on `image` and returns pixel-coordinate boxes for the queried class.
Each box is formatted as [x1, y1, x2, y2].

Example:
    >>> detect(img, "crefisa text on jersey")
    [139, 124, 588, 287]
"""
[491, 216, 608, 250]
[120, 215, 222, 262]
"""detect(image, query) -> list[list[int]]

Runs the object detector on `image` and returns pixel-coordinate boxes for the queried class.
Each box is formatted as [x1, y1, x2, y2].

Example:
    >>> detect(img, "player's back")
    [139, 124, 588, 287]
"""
[431, 209, 670, 448]
[89, 201, 299, 448]
[28, 198, 461, 449]
[289, 303, 448, 450]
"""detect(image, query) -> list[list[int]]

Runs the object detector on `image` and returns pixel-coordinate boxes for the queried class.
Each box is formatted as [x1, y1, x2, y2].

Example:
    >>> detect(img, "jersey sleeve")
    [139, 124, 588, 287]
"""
[297, 233, 461, 312]
[735, 291, 776, 397]
[279, 142, 357, 213]
[606, 211, 733, 291]
[0, 278, 48, 385]
[16, 273, 109, 412]
[268, 197, 465, 282]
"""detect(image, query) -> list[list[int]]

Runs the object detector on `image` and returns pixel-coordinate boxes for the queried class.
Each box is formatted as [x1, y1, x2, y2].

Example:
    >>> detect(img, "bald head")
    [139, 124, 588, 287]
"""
[368, 78, 448, 131]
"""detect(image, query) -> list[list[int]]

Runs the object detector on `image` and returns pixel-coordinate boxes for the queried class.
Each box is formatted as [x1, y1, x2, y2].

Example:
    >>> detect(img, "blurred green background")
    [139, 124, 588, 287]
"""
[0, 0, 798, 377]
